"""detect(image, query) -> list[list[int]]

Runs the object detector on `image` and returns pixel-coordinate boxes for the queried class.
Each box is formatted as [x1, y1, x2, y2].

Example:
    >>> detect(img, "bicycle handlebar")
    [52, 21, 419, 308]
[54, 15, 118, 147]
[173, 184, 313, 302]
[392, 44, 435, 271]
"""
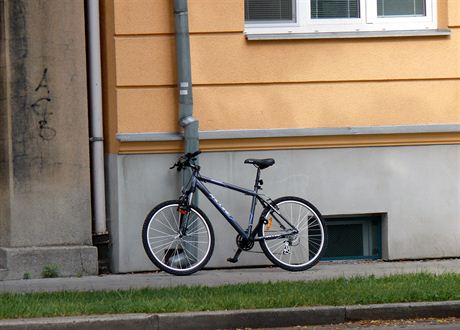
[170, 150, 202, 171]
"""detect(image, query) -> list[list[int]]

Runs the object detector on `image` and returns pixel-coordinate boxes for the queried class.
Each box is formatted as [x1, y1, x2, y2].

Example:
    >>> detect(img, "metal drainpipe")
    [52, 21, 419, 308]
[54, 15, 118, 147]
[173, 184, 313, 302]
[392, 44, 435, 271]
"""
[86, 0, 107, 236]
[174, 0, 199, 156]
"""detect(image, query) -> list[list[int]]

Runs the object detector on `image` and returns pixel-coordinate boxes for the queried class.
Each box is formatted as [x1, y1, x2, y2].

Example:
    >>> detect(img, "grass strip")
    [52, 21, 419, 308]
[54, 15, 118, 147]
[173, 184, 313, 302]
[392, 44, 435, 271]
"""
[1, 273, 460, 319]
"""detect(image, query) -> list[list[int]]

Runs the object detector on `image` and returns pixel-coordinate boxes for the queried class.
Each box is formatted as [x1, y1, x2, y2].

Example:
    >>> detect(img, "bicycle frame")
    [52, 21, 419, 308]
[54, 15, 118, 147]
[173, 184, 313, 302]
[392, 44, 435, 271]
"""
[184, 169, 298, 242]
[143, 152, 327, 275]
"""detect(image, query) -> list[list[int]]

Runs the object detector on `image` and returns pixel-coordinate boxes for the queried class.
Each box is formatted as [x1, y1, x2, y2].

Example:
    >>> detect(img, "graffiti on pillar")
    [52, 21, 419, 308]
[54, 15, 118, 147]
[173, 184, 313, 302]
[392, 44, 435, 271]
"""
[30, 68, 56, 141]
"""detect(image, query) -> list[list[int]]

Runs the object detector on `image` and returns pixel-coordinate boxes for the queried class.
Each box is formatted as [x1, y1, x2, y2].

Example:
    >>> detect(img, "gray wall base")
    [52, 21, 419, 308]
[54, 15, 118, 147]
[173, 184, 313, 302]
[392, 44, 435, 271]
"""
[0, 246, 98, 280]
[107, 145, 460, 273]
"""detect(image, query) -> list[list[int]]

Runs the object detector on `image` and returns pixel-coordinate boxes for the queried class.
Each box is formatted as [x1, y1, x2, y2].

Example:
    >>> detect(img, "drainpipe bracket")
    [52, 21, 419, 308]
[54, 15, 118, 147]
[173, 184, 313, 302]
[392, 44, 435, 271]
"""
[179, 115, 197, 128]
[89, 137, 104, 142]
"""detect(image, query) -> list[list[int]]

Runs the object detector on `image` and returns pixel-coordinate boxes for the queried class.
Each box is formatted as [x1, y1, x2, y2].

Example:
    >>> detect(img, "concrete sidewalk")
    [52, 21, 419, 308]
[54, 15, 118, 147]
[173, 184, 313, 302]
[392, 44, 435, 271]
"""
[1, 259, 460, 330]
[1, 259, 459, 294]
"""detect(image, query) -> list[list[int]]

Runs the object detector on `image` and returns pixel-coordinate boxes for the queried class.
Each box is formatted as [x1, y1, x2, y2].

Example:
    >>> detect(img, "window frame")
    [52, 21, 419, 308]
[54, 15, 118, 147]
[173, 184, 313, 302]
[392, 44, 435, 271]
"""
[245, 0, 438, 35]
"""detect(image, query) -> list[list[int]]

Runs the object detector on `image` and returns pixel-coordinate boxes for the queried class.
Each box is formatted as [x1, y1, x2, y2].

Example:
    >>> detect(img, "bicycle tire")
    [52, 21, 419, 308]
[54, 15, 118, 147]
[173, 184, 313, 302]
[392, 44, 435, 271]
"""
[142, 200, 215, 276]
[259, 196, 328, 271]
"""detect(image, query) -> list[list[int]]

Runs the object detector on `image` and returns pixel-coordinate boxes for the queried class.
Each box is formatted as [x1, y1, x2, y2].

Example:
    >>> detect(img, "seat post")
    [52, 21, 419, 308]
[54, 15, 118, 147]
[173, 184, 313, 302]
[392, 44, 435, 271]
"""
[253, 167, 262, 192]
[247, 167, 262, 235]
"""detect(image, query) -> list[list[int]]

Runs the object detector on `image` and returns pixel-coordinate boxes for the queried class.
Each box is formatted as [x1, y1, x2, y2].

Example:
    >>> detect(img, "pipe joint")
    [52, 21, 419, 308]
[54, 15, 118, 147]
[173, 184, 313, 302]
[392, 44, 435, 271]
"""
[180, 115, 198, 128]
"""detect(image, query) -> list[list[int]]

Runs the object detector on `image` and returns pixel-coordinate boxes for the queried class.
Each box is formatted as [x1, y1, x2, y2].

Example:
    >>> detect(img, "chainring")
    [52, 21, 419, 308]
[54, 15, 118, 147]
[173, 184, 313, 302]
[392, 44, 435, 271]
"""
[236, 234, 254, 251]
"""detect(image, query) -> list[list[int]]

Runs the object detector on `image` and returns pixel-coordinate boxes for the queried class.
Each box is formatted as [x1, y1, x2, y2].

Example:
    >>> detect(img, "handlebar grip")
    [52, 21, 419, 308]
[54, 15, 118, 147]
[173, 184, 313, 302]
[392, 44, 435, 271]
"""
[186, 150, 202, 159]
[191, 150, 202, 157]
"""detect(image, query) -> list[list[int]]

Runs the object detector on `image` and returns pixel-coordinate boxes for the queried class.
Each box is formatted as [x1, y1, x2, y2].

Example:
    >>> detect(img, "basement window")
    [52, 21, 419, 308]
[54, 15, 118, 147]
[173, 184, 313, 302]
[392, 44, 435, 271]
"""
[323, 215, 382, 260]
[245, 0, 437, 35]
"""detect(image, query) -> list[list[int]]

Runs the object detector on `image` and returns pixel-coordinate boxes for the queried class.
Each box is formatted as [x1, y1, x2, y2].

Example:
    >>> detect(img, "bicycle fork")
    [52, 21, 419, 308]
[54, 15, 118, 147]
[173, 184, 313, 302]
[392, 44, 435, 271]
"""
[177, 193, 195, 237]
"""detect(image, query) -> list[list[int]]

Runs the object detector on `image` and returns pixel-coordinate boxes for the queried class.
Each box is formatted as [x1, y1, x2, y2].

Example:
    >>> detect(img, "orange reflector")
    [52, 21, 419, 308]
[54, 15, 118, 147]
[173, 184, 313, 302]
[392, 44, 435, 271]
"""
[266, 217, 273, 230]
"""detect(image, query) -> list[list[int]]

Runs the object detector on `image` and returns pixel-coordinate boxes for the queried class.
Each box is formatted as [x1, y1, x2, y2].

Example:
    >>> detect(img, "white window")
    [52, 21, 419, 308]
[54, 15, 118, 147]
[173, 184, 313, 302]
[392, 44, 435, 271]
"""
[245, 0, 437, 35]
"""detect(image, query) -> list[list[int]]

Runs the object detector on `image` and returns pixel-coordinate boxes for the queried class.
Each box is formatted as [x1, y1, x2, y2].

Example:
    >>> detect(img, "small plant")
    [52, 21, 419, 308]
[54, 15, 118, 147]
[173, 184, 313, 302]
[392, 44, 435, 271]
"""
[42, 264, 60, 278]
[23, 272, 31, 280]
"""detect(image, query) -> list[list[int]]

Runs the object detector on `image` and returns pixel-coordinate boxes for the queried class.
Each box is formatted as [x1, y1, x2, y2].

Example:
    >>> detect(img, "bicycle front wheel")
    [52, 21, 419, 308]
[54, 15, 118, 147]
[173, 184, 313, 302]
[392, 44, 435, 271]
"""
[259, 196, 328, 271]
[142, 200, 214, 276]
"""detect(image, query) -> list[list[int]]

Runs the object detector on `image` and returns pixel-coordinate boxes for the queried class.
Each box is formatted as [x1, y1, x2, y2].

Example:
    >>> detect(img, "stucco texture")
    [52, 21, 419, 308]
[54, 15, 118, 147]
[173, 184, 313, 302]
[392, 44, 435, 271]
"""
[102, 0, 460, 145]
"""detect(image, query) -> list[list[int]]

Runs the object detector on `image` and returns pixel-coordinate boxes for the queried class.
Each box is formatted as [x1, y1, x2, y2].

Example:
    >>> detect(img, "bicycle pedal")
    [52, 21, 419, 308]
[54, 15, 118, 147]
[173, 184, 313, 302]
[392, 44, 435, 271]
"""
[227, 248, 242, 263]
[227, 257, 239, 263]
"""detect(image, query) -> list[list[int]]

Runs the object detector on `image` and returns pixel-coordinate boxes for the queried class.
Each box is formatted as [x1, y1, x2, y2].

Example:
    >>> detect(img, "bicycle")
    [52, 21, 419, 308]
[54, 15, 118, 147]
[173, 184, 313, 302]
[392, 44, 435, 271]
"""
[142, 151, 328, 275]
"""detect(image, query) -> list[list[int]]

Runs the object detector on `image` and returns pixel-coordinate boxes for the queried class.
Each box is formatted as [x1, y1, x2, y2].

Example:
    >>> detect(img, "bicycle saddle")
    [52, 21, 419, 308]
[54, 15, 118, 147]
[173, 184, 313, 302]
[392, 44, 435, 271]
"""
[244, 158, 275, 169]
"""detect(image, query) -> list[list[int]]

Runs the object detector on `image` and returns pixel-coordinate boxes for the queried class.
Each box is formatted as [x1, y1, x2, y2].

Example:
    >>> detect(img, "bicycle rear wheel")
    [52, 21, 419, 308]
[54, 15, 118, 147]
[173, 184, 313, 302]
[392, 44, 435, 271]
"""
[259, 196, 327, 271]
[142, 200, 214, 275]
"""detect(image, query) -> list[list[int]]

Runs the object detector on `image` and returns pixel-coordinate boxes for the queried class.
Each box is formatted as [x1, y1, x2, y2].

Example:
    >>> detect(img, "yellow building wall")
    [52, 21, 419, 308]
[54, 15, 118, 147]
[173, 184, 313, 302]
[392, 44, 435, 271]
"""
[102, 0, 460, 153]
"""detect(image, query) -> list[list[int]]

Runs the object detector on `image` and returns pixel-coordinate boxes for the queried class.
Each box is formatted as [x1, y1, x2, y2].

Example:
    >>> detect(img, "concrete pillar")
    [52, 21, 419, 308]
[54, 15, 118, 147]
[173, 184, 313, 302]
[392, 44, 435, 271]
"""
[0, 0, 10, 252]
[0, 0, 97, 280]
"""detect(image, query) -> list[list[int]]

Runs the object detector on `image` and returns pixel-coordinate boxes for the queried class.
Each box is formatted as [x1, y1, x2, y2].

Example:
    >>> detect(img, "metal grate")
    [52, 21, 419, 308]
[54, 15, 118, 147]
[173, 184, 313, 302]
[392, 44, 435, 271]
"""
[323, 216, 382, 260]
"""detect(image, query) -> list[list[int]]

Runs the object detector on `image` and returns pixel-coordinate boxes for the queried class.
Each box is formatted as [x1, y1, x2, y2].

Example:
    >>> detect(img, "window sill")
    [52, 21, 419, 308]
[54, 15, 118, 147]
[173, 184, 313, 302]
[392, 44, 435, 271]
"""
[245, 29, 450, 41]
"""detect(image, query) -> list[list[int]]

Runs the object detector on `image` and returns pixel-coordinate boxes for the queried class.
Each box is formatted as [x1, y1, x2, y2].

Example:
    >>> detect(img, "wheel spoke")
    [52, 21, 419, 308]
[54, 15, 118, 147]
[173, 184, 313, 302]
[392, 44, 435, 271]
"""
[296, 204, 302, 226]
[159, 212, 178, 233]
[298, 215, 316, 233]
[169, 207, 180, 231]
[179, 242, 195, 267]
[186, 215, 199, 229]
[149, 235, 175, 244]
[309, 239, 322, 249]
[185, 228, 208, 236]
[161, 240, 177, 263]
[152, 239, 177, 253]
[158, 215, 177, 233]
[267, 241, 285, 253]
[182, 239, 209, 245]
[180, 240, 208, 255]
[150, 227, 175, 237]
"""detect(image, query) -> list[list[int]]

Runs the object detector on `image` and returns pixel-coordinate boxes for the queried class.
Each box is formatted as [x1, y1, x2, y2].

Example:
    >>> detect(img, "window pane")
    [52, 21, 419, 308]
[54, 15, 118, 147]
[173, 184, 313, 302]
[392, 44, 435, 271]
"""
[245, 0, 295, 22]
[377, 0, 425, 17]
[311, 0, 360, 19]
